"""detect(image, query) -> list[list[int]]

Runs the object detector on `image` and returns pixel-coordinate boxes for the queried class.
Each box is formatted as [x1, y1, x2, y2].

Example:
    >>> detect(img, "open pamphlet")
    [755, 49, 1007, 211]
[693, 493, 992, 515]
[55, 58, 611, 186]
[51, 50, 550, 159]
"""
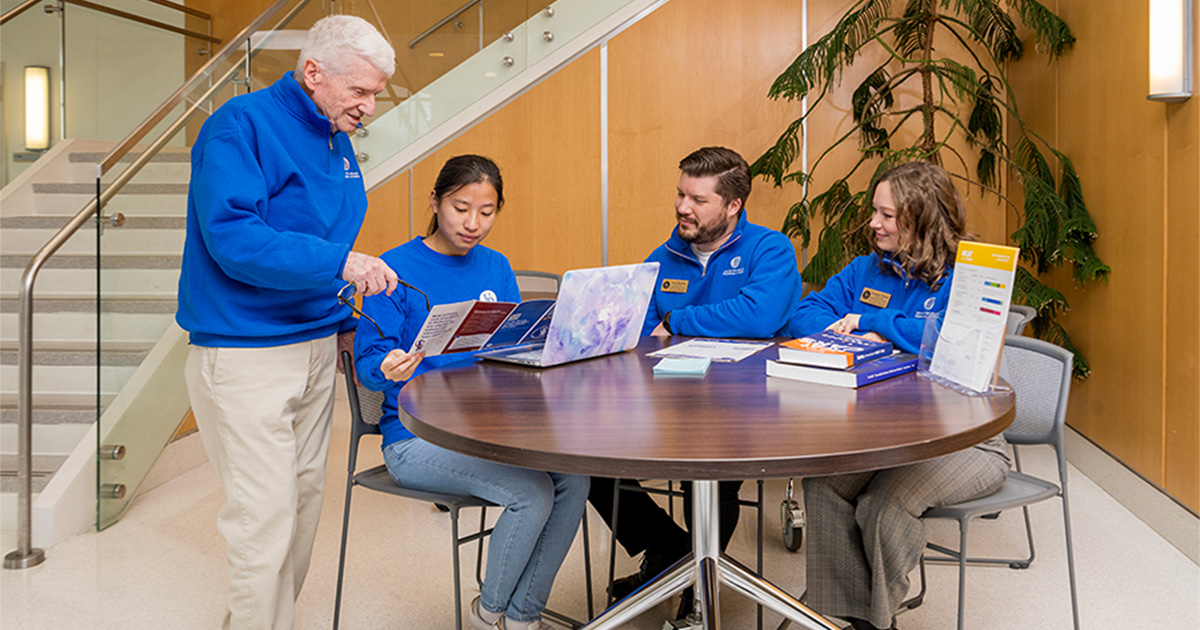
[408, 299, 555, 356]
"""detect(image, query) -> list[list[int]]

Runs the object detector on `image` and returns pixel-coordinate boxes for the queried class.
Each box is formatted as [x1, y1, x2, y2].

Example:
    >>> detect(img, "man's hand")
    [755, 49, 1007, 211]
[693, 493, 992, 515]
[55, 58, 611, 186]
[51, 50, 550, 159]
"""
[380, 348, 425, 382]
[342, 251, 399, 297]
[651, 321, 671, 337]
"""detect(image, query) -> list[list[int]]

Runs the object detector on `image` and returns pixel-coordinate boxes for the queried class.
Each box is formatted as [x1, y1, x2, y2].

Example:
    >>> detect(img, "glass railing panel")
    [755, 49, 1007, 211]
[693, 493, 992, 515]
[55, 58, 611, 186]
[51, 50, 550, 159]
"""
[0, 0, 64, 187]
[354, 0, 641, 180]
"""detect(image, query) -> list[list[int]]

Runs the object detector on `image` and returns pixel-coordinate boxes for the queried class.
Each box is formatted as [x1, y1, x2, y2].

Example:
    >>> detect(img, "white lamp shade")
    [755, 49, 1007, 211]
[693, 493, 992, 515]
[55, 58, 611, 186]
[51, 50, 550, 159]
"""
[1149, 0, 1194, 101]
[24, 65, 50, 150]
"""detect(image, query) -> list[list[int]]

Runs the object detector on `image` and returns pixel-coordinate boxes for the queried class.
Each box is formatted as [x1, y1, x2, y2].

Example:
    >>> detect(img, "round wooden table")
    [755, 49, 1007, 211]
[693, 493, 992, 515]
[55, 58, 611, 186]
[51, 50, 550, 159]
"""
[399, 337, 1015, 629]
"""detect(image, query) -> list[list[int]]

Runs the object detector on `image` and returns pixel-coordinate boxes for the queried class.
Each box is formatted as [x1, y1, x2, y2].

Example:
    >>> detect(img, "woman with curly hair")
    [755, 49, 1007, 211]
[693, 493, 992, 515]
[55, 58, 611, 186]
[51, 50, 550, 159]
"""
[785, 161, 1010, 630]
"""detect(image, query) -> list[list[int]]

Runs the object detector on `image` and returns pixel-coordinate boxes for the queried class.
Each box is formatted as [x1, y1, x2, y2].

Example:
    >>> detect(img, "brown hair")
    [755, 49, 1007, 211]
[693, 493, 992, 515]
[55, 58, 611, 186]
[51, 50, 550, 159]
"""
[678, 146, 751, 209]
[868, 161, 971, 288]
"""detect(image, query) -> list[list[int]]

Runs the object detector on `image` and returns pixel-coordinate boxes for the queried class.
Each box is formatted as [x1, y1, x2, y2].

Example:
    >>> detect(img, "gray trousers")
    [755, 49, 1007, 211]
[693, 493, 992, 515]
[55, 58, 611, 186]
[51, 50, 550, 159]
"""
[803, 441, 1009, 629]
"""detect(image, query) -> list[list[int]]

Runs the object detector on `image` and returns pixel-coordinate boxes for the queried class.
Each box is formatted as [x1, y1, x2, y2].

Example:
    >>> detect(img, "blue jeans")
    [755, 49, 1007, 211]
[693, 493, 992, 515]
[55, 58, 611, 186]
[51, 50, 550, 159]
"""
[383, 438, 589, 623]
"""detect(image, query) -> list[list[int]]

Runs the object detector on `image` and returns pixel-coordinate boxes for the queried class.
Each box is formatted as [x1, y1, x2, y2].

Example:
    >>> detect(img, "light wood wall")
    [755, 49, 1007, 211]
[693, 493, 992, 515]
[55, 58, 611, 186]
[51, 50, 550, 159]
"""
[1009, 1, 1199, 511]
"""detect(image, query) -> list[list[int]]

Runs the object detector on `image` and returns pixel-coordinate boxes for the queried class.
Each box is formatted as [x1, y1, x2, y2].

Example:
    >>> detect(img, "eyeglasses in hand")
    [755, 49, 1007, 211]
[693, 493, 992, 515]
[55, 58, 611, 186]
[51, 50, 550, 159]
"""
[337, 280, 432, 340]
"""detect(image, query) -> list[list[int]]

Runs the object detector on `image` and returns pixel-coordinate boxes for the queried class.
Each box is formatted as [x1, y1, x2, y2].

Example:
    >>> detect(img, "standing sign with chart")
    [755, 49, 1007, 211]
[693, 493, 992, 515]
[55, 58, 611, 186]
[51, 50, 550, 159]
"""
[929, 242, 1020, 392]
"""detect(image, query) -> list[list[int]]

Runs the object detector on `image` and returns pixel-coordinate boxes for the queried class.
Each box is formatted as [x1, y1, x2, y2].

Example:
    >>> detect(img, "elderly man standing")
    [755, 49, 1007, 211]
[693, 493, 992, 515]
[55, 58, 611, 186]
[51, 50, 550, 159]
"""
[177, 15, 398, 630]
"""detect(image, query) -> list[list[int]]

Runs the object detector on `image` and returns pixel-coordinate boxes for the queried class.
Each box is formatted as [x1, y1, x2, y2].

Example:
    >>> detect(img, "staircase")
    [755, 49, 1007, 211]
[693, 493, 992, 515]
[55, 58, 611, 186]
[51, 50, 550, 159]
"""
[0, 140, 187, 532]
[4, 0, 670, 549]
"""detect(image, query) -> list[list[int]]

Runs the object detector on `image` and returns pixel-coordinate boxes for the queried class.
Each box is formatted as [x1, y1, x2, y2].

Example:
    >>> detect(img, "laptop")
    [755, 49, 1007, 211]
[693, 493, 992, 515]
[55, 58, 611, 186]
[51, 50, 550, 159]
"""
[475, 262, 660, 368]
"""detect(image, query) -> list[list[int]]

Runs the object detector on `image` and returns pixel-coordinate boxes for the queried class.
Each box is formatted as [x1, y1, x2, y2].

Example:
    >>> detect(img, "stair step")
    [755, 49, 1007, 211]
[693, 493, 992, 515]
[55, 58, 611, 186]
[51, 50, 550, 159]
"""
[0, 311, 176, 345]
[32, 182, 188, 195]
[69, 150, 190, 164]
[0, 364, 139, 396]
[0, 254, 182, 269]
[0, 216, 185, 230]
[0, 267, 181, 294]
[0, 297, 177, 314]
[0, 392, 115, 409]
[0, 348, 150, 366]
[0, 405, 96, 425]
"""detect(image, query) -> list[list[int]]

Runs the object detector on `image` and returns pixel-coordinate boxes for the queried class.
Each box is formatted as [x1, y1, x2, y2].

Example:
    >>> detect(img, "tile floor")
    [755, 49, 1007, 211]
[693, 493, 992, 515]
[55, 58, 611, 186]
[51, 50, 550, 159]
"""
[2, 389, 1197, 629]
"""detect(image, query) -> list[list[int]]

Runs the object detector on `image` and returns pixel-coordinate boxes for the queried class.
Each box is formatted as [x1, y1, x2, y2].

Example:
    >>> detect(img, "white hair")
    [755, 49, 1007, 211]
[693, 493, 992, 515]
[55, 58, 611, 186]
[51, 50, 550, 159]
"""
[297, 15, 395, 78]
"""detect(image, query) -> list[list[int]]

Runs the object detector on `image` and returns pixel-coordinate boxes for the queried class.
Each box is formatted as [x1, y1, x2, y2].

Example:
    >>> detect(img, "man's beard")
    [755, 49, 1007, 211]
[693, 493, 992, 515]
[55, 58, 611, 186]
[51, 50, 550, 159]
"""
[678, 213, 734, 247]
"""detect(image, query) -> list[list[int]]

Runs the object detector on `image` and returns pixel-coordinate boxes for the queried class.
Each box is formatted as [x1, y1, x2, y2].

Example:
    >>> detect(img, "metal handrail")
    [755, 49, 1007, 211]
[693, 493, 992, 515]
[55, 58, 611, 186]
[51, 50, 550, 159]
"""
[0, 0, 40, 25]
[409, 0, 481, 48]
[2, 0, 217, 42]
[4, 0, 313, 571]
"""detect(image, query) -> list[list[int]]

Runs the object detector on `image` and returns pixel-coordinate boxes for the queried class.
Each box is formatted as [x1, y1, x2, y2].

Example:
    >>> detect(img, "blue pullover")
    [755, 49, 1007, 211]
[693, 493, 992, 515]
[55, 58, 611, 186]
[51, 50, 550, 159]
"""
[354, 238, 520, 446]
[784, 253, 953, 354]
[643, 212, 800, 338]
[177, 72, 364, 347]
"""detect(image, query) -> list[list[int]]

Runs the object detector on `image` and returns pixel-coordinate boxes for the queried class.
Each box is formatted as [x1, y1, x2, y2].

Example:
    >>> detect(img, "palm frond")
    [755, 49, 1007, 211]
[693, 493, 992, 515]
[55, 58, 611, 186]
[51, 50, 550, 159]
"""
[767, 0, 892, 102]
[1011, 0, 1076, 57]
[781, 199, 813, 246]
[852, 66, 896, 155]
[750, 118, 803, 186]
[1032, 318, 1090, 379]
[894, 0, 929, 57]
[966, 0, 1023, 62]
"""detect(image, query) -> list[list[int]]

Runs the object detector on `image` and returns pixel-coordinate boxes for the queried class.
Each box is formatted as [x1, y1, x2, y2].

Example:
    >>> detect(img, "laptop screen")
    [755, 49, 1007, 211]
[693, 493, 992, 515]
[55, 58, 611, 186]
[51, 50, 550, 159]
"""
[540, 262, 660, 366]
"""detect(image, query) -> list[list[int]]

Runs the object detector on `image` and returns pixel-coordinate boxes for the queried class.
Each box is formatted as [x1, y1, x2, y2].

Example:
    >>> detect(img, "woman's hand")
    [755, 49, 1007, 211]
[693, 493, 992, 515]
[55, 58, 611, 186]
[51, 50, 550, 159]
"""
[826, 314, 862, 335]
[825, 315, 889, 344]
[380, 349, 425, 382]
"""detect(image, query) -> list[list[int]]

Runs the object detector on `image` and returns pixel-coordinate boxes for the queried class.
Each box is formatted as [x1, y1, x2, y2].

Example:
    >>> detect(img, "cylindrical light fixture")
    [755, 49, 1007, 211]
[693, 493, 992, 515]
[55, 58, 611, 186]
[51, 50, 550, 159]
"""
[24, 65, 50, 150]
[1149, 0, 1194, 101]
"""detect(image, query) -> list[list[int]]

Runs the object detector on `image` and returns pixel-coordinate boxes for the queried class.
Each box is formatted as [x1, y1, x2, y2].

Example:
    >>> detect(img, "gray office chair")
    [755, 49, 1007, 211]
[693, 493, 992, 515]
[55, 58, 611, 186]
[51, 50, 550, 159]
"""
[514, 270, 562, 299]
[333, 351, 594, 630]
[912, 336, 1081, 630]
[1007, 304, 1037, 336]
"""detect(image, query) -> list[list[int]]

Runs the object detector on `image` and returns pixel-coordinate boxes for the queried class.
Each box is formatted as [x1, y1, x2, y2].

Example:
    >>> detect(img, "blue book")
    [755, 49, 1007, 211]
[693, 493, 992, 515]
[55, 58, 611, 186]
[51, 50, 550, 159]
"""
[766, 353, 918, 388]
[777, 330, 893, 368]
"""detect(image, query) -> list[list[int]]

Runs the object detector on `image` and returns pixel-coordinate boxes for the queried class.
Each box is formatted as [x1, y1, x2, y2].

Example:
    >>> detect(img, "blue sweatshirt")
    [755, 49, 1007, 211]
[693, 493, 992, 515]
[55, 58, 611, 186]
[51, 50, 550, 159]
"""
[643, 212, 800, 338]
[177, 72, 364, 347]
[784, 253, 952, 353]
[354, 238, 521, 446]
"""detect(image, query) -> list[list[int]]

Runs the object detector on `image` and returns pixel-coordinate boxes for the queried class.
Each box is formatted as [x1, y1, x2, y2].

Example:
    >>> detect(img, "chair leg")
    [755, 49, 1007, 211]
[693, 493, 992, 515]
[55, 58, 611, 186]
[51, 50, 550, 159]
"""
[450, 506, 466, 630]
[1059, 452, 1081, 630]
[756, 479, 764, 630]
[332, 478, 356, 630]
[582, 509, 595, 619]
[607, 483, 621, 606]
[955, 519, 969, 630]
[476, 506, 488, 588]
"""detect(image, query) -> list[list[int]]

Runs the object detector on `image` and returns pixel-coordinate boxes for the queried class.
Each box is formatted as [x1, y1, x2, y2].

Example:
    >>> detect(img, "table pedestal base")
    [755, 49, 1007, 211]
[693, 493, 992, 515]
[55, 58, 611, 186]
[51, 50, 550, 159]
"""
[582, 481, 839, 630]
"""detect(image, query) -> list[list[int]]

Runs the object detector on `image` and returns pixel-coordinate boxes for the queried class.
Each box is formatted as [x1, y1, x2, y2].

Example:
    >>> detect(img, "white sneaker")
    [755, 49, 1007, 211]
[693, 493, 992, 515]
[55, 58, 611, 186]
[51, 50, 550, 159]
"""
[503, 617, 554, 630]
[469, 595, 504, 630]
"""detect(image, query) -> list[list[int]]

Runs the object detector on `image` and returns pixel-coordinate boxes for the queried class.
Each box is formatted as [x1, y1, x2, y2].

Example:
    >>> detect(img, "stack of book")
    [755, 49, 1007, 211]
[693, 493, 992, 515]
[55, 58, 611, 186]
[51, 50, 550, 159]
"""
[766, 330, 917, 388]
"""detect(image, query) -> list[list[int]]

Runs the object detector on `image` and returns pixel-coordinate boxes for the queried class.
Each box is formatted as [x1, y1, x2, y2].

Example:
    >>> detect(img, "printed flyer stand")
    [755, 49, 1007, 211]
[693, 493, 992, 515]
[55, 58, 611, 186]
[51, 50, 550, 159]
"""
[919, 242, 1020, 394]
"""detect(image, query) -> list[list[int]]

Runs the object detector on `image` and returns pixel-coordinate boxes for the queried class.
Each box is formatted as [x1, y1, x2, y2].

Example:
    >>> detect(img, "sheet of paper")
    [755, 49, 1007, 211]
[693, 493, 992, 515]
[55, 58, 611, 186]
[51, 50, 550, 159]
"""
[647, 338, 772, 363]
[929, 242, 1019, 392]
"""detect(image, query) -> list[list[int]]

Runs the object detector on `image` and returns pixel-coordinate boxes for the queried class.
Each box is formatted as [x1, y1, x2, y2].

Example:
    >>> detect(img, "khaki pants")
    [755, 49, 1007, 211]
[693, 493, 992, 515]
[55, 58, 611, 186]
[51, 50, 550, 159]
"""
[185, 335, 337, 630]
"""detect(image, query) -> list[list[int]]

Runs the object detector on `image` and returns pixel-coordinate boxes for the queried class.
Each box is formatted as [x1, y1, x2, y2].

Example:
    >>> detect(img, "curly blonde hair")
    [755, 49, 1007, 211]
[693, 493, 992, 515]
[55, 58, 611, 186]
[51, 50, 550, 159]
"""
[868, 161, 971, 289]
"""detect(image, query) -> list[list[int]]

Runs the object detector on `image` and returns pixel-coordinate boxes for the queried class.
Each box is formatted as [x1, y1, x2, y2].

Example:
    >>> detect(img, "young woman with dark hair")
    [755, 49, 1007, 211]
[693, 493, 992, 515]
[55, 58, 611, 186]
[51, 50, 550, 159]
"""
[354, 155, 587, 630]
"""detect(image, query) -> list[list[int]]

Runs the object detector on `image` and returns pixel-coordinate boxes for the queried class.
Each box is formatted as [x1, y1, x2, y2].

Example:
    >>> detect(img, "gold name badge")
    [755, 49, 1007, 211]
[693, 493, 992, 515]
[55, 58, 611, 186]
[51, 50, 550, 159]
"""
[661, 279, 689, 293]
[859, 287, 891, 308]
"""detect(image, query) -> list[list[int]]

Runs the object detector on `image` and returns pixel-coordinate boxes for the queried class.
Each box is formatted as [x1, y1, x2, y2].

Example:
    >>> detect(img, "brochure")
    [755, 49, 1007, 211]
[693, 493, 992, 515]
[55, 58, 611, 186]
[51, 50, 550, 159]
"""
[408, 299, 555, 356]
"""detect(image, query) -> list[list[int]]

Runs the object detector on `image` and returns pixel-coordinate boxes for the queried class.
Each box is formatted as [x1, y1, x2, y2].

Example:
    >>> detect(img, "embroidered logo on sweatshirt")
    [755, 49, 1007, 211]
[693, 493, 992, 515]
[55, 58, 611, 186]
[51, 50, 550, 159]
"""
[723, 255, 745, 276]
[480, 290, 498, 302]
[344, 157, 361, 180]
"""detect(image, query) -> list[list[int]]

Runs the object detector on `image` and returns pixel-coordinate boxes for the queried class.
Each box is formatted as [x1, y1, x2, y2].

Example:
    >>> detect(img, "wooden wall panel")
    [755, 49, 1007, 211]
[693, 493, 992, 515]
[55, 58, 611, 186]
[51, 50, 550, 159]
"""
[607, 0, 804, 267]
[1162, 6, 1200, 509]
[1008, 0, 1200, 510]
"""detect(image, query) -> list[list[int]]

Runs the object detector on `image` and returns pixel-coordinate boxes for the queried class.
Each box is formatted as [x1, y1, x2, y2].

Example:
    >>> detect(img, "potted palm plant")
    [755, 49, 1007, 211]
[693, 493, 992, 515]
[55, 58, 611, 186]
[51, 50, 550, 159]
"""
[752, 0, 1109, 377]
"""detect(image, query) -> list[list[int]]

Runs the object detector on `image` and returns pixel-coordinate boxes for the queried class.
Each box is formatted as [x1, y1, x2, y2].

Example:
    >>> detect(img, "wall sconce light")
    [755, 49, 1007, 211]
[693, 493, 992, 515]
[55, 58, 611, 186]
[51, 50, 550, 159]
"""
[24, 65, 50, 150]
[1148, 0, 1193, 102]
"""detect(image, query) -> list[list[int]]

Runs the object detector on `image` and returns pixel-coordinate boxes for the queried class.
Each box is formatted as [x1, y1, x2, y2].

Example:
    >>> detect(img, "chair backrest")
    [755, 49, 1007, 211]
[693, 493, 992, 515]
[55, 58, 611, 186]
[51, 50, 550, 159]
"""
[341, 351, 387, 472]
[997, 336, 1073, 447]
[514, 270, 562, 299]
[1007, 304, 1037, 336]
